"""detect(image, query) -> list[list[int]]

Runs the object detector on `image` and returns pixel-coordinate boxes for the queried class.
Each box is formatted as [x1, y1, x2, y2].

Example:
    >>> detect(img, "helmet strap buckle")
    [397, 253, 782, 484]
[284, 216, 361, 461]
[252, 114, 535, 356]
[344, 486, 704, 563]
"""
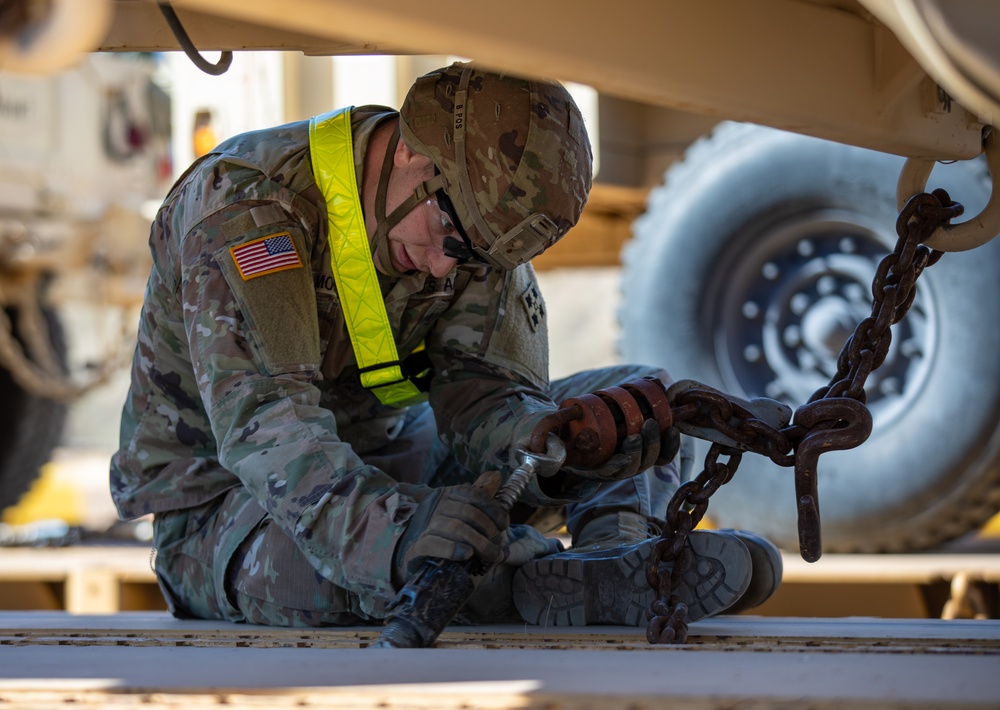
[484, 213, 560, 270]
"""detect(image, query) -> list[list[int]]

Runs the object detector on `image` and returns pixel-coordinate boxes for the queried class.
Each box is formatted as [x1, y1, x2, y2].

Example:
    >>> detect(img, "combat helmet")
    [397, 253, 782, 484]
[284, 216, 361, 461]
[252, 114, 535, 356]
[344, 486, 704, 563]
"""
[375, 62, 593, 273]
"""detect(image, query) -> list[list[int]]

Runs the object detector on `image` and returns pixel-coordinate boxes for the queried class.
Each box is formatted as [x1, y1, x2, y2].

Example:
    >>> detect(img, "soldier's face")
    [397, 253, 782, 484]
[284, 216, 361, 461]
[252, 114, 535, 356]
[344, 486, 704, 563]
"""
[374, 142, 461, 279]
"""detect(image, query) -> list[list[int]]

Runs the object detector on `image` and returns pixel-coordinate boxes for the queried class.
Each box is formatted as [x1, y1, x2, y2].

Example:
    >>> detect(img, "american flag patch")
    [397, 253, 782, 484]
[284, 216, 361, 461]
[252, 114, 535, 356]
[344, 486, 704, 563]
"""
[230, 232, 302, 280]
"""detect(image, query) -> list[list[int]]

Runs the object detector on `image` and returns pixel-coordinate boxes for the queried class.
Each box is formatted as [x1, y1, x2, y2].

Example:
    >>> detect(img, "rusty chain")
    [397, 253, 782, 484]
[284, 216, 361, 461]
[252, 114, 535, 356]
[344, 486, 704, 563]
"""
[645, 189, 964, 644]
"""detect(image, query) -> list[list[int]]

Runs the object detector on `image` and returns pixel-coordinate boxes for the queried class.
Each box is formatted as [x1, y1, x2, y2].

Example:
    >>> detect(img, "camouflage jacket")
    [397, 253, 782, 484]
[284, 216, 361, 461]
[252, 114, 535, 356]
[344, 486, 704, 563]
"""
[110, 108, 559, 601]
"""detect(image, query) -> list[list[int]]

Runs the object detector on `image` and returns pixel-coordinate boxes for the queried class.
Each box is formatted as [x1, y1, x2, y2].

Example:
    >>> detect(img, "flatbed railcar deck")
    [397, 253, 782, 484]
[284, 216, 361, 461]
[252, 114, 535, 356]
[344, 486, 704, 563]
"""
[0, 611, 996, 709]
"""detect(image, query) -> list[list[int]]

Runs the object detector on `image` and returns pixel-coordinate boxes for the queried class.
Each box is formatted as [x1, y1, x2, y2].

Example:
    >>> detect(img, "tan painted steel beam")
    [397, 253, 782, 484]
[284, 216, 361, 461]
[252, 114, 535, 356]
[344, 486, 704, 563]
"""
[102, 0, 987, 160]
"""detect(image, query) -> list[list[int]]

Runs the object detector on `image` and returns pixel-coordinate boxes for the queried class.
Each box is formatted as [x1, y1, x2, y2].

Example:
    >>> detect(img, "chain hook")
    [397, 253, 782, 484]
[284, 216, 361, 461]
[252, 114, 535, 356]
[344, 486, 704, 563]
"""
[896, 127, 1000, 251]
[790, 398, 873, 562]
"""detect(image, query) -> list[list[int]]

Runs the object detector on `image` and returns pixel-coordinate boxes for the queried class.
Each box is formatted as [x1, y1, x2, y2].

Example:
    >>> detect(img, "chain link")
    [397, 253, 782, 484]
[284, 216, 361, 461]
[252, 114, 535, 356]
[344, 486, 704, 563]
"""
[645, 189, 963, 644]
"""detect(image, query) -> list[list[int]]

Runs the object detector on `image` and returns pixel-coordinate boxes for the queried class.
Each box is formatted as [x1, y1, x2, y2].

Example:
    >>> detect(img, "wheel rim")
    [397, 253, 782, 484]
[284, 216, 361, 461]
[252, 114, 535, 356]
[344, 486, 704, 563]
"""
[709, 207, 938, 424]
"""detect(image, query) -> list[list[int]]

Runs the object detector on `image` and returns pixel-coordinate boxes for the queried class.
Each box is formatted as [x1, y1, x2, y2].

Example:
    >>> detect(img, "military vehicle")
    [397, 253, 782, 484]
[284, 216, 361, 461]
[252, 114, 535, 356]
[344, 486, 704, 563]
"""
[0, 48, 170, 520]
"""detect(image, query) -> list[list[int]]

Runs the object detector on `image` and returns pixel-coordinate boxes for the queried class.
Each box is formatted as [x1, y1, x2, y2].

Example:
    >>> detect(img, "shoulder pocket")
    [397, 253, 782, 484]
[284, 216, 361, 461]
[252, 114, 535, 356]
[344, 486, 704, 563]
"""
[216, 229, 320, 375]
[484, 264, 549, 387]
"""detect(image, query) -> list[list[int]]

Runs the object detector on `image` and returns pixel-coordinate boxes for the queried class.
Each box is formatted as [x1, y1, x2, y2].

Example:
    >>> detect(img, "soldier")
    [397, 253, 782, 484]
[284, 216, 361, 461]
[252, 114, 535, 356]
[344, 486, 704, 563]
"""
[111, 62, 781, 628]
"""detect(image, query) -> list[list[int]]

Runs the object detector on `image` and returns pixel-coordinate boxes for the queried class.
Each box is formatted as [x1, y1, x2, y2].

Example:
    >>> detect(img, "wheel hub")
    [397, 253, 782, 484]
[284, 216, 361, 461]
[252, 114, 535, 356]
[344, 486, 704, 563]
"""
[713, 209, 936, 422]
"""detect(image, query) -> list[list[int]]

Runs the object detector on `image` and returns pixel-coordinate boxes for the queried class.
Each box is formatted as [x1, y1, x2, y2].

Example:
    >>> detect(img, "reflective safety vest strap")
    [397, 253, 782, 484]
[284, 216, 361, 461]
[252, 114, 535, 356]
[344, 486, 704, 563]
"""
[308, 108, 426, 407]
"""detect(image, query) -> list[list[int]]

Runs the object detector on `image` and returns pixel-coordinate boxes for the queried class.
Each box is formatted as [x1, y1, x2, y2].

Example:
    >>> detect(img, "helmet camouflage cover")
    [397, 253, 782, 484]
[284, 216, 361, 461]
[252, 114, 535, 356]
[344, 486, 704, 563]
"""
[399, 62, 593, 270]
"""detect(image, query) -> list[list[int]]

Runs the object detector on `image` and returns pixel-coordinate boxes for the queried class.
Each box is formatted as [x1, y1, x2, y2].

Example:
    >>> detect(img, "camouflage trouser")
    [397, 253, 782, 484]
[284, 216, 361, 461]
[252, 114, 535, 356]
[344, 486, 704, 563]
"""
[152, 363, 686, 626]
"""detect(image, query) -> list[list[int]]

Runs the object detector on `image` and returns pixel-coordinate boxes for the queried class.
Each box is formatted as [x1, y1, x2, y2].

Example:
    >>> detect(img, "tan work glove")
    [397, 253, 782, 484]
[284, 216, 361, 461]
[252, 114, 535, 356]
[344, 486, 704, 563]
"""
[393, 474, 509, 585]
[562, 418, 680, 482]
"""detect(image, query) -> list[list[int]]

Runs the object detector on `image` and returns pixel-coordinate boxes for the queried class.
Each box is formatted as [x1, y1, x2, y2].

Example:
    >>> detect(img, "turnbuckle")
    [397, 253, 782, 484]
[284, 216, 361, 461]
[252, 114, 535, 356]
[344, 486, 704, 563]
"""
[529, 376, 673, 466]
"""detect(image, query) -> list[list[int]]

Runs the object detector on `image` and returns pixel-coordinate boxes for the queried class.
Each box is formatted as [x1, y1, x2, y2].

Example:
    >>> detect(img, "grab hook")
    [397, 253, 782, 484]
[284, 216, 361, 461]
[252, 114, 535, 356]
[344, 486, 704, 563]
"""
[896, 128, 1000, 252]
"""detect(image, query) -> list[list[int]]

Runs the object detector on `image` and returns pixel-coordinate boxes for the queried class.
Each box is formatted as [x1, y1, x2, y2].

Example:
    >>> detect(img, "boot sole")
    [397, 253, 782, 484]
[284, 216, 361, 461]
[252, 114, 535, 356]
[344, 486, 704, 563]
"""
[513, 530, 752, 627]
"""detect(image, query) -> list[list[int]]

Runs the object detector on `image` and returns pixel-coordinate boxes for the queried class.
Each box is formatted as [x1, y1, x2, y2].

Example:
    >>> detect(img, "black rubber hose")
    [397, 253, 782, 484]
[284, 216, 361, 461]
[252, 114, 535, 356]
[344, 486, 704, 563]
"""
[157, 2, 233, 76]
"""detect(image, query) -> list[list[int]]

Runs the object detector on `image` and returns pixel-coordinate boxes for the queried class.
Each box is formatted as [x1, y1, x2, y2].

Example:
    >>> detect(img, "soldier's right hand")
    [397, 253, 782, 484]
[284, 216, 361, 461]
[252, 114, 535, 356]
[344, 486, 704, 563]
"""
[393, 482, 509, 584]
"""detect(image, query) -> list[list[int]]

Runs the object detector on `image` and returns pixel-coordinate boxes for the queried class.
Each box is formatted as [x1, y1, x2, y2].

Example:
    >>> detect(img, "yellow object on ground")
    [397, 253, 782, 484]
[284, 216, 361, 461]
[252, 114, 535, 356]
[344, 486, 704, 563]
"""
[2, 462, 84, 526]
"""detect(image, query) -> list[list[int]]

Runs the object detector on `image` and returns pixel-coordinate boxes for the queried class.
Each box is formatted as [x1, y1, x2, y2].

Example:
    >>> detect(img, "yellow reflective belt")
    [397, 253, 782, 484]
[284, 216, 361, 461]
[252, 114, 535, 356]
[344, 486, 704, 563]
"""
[309, 108, 426, 407]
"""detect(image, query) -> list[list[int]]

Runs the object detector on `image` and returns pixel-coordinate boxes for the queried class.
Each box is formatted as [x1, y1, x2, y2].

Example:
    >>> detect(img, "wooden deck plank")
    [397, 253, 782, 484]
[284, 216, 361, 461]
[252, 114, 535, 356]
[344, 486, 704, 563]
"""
[0, 546, 998, 617]
[781, 552, 1000, 583]
[1, 546, 998, 585]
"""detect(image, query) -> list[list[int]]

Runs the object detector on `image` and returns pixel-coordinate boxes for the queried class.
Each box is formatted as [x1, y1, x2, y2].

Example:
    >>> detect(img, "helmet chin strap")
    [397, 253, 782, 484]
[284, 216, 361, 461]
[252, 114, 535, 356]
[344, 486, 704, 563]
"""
[372, 124, 447, 278]
[373, 125, 410, 279]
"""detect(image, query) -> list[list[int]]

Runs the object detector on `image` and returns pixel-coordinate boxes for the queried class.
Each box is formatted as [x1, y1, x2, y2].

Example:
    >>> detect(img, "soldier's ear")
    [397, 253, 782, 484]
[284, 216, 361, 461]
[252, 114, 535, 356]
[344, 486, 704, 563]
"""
[394, 137, 431, 172]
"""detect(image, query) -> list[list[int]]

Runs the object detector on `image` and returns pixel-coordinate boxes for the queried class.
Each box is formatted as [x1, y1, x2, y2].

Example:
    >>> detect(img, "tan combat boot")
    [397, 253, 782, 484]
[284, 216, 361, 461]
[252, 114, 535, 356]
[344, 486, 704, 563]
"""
[718, 529, 783, 614]
[512, 512, 755, 626]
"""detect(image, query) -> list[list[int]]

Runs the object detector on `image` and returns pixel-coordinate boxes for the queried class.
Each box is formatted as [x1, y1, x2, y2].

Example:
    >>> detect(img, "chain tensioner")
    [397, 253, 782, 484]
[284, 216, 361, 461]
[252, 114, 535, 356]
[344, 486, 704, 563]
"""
[528, 377, 673, 467]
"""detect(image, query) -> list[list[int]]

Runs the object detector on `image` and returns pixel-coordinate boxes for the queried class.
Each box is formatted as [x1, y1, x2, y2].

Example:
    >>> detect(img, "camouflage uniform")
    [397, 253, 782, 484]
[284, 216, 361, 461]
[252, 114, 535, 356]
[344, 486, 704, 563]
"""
[111, 107, 681, 626]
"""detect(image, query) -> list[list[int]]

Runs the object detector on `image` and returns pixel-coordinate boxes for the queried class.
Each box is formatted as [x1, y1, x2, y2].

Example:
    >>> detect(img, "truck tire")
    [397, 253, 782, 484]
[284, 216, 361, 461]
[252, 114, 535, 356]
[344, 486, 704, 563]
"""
[0, 307, 68, 513]
[621, 122, 1000, 552]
